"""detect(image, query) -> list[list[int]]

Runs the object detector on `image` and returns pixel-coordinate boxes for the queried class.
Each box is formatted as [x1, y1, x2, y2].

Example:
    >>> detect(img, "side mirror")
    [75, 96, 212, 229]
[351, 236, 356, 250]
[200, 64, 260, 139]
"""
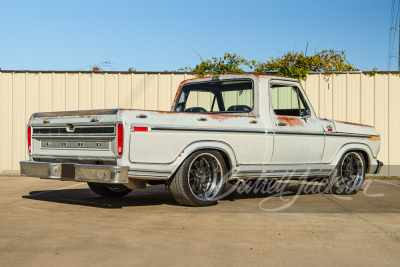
[301, 109, 311, 117]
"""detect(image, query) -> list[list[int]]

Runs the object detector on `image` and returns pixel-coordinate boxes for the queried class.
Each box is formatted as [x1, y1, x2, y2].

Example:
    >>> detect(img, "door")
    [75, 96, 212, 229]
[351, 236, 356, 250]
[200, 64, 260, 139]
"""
[269, 82, 324, 175]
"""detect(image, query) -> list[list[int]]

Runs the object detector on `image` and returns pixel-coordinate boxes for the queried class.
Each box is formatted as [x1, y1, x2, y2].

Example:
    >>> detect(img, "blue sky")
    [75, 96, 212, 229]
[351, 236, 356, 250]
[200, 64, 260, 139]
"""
[0, 0, 396, 71]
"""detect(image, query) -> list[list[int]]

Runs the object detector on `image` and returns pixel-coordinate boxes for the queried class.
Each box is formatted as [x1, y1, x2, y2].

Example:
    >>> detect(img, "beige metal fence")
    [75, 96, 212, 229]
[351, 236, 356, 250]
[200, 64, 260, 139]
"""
[0, 71, 398, 175]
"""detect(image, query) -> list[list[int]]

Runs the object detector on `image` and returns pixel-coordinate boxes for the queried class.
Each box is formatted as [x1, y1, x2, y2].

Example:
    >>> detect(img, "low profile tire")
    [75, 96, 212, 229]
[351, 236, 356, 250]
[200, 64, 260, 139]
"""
[87, 182, 132, 198]
[326, 151, 366, 195]
[169, 150, 227, 207]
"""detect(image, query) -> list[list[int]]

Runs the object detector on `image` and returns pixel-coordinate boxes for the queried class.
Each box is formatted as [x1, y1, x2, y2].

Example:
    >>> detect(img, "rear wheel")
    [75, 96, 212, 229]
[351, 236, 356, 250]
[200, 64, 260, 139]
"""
[169, 150, 227, 206]
[326, 151, 366, 195]
[87, 182, 132, 197]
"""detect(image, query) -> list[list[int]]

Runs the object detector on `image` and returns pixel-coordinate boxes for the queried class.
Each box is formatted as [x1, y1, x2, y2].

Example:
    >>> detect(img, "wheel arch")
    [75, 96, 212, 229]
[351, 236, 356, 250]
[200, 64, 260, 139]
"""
[330, 143, 373, 172]
[169, 141, 237, 178]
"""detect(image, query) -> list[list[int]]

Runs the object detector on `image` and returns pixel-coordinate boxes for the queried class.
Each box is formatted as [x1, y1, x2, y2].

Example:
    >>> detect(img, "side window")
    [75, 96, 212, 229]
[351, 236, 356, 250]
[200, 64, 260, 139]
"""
[270, 85, 309, 116]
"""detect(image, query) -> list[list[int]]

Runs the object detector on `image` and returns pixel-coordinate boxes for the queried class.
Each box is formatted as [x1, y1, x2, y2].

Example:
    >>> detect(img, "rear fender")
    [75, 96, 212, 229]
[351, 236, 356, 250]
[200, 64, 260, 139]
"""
[169, 141, 238, 177]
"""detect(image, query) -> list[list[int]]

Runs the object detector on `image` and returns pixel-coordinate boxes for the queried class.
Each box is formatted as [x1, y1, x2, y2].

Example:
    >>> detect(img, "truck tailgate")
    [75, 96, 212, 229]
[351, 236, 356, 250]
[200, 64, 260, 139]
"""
[29, 109, 120, 161]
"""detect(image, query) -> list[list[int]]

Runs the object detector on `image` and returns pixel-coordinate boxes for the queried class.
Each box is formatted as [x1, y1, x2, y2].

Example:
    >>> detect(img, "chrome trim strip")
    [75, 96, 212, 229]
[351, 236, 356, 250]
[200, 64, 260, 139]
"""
[239, 163, 268, 166]
[274, 131, 323, 136]
[257, 163, 321, 166]
[33, 136, 115, 139]
[128, 174, 169, 180]
[324, 132, 377, 138]
[235, 169, 322, 174]
[235, 170, 271, 173]
[129, 168, 172, 174]
[273, 131, 377, 139]
[32, 155, 117, 160]
[33, 134, 116, 137]
[30, 122, 119, 127]
[20, 160, 61, 166]
[39, 146, 110, 152]
[151, 126, 268, 134]
[75, 164, 125, 169]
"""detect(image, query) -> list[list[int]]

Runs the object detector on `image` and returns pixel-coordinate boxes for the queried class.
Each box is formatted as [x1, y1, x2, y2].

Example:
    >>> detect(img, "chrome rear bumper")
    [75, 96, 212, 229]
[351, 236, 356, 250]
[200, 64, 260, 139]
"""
[20, 161, 129, 184]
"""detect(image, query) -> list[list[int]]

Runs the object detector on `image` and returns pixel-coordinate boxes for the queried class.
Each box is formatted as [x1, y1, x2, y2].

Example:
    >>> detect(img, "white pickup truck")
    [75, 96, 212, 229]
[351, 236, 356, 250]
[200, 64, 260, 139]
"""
[20, 74, 383, 206]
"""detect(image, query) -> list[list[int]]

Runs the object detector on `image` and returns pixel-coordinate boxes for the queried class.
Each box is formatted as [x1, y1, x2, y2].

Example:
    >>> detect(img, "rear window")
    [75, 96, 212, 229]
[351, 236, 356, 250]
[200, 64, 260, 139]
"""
[175, 79, 253, 113]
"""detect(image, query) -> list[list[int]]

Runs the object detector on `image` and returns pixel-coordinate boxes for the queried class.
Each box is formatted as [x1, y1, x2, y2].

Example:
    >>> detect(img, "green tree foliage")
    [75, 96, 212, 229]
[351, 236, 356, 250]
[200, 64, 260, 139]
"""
[179, 53, 254, 77]
[181, 50, 359, 80]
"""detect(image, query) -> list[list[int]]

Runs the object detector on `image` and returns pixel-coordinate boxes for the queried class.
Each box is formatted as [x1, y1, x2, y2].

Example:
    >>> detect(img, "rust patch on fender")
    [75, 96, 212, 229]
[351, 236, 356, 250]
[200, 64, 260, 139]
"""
[277, 116, 304, 127]
[334, 120, 373, 128]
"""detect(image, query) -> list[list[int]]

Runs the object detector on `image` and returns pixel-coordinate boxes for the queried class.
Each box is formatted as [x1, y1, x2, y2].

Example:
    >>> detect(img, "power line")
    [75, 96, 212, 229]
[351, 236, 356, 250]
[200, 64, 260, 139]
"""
[395, 0, 400, 71]
[388, 0, 400, 71]
[388, 0, 394, 70]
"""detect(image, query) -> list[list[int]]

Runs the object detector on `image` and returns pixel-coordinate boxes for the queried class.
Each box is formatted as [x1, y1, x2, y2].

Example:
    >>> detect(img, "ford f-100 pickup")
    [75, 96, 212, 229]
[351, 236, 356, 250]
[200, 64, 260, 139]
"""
[20, 74, 383, 206]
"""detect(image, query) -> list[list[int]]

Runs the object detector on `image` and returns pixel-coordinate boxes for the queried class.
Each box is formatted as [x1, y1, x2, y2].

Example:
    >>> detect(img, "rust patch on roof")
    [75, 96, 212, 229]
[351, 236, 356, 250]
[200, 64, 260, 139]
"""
[277, 116, 304, 127]
[334, 120, 373, 128]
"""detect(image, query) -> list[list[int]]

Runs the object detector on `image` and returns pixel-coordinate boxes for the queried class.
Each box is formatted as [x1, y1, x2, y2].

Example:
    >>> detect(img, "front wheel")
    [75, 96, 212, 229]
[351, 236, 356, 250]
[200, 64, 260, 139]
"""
[87, 182, 132, 197]
[326, 151, 366, 195]
[169, 150, 227, 206]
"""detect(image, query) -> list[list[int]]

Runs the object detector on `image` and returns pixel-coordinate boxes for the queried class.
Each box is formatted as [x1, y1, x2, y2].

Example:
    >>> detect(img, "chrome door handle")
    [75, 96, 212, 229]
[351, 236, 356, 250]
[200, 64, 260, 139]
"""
[278, 122, 287, 126]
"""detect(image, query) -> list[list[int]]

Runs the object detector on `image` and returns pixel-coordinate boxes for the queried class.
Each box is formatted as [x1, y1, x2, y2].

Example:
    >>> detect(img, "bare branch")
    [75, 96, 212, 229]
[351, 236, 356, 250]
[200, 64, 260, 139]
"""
[192, 50, 203, 62]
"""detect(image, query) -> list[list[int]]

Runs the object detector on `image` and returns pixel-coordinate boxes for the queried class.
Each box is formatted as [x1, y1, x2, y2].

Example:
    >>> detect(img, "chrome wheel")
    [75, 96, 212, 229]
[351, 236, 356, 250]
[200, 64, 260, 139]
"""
[327, 151, 366, 195]
[340, 152, 365, 190]
[169, 150, 227, 206]
[188, 153, 223, 200]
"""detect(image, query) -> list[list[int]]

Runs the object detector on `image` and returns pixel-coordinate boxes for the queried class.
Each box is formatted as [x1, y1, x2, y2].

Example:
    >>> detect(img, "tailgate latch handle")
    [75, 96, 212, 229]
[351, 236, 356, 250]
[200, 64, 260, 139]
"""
[66, 124, 75, 132]
[136, 114, 147, 119]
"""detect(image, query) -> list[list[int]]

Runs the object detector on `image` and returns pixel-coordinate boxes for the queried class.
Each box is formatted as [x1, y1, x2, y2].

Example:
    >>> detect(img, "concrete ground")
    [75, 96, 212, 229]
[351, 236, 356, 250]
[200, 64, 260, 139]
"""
[0, 176, 399, 267]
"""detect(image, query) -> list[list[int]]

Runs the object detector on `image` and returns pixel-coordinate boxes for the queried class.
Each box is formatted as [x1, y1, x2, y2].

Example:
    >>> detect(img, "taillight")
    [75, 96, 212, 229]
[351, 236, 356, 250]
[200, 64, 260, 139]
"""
[117, 124, 124, 156]
[27, 126, 32, 153]
[133, 126, 149, 132]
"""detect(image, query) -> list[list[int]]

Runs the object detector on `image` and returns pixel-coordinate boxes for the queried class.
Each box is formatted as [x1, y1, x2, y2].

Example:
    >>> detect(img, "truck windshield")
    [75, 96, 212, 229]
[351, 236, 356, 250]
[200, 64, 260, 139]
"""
[175, 79, 253, 113]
